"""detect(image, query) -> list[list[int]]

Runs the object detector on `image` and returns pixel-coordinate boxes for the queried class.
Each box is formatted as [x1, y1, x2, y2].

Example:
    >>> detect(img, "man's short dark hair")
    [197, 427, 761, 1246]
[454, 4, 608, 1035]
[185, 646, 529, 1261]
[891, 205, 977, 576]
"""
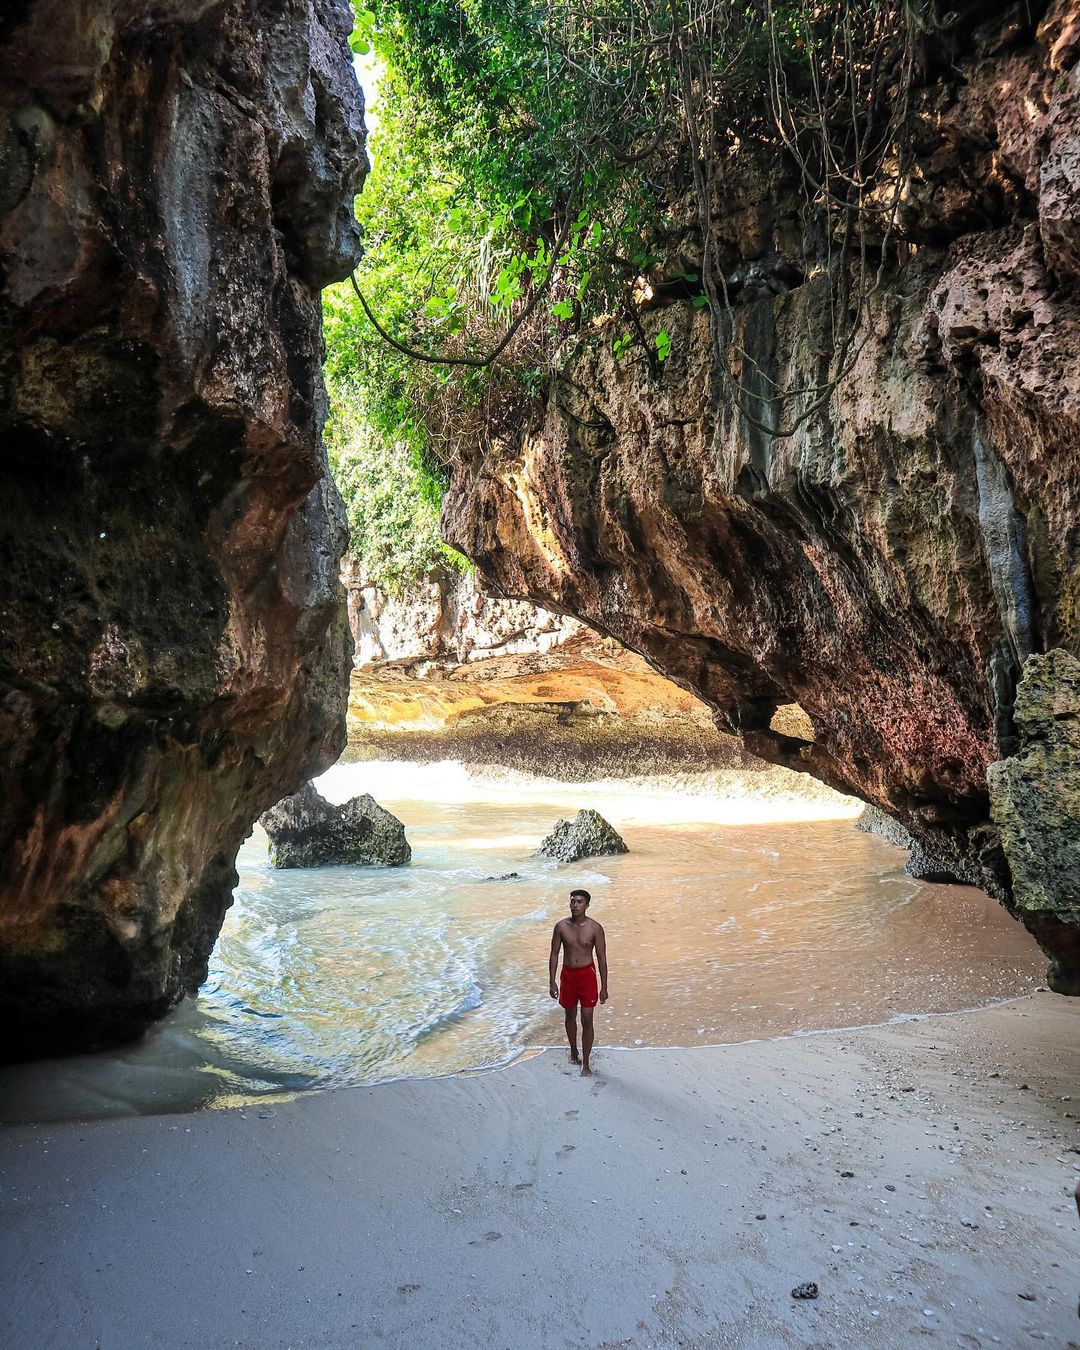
[570, 888, 591, 902]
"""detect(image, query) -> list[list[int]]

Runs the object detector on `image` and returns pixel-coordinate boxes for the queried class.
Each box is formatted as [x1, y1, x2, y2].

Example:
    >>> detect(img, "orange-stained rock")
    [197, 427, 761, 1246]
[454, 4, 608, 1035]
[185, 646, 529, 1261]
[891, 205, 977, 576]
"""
[340, 565, 759, 778]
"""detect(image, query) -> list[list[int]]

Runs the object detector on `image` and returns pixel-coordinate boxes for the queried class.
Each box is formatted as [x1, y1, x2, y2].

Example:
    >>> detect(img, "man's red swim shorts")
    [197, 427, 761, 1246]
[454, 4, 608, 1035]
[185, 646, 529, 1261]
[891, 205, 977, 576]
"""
[559, 964, 598, 1009]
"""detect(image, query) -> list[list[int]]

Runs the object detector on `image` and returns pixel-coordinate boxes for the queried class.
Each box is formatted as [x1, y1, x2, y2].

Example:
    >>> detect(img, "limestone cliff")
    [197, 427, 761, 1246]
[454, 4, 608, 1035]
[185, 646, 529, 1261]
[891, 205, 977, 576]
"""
[0, 0, 365, 1056]
[342, 563, 760, 777]
[443, 3, 1080, 985]
[342, 559, 582, 670]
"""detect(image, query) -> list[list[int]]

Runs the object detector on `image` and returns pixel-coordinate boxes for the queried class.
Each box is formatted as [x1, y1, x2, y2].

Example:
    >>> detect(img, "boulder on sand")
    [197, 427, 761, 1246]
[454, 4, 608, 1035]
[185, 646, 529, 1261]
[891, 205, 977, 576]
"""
[537, 809, 628, 863]
[260, 782, 411, 869]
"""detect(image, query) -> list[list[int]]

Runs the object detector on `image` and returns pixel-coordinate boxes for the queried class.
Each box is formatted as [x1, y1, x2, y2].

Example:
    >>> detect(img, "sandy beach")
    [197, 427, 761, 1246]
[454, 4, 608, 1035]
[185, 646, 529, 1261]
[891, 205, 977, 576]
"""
[2, 994, 1079, 1349]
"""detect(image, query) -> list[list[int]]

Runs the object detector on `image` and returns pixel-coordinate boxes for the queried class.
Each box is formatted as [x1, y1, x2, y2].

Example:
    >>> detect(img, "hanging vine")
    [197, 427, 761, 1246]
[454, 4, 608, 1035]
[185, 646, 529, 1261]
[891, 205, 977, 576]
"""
[327, 0, 942, 484]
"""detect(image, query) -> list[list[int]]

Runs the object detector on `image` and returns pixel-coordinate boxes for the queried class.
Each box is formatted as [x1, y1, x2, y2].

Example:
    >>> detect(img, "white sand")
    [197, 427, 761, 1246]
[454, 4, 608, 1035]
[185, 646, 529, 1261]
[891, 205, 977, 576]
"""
[2, 995, 1079, 1349]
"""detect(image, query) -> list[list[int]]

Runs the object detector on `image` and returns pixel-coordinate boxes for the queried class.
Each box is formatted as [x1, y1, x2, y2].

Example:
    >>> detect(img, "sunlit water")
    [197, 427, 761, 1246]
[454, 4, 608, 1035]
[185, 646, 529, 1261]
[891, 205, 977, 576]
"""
[0, 761, 1045, 1122]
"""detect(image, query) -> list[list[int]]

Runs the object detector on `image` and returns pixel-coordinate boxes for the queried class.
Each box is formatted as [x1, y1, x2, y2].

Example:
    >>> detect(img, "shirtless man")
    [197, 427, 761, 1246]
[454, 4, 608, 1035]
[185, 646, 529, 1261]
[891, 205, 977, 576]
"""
[548, 888, 608, 1076]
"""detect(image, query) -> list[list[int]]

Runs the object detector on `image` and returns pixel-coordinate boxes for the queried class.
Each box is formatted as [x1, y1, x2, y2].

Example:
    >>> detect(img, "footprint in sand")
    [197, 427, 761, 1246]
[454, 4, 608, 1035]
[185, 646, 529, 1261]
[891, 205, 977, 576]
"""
[397, 1284, 421, 1296]
[512, 1182, 533, 1191]
[556, 1143, 576, 1158]
[469, 1231, 503, 1245]
[564, 1110, 579, 1121]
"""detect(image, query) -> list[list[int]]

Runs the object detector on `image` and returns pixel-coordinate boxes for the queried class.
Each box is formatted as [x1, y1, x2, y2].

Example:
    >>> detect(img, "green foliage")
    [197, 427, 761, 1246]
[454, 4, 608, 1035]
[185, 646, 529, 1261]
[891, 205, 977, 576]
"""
[324, 0, 928, 577]
[324, 0, 686, 453]
[326, 389, 467, 595]
[349, 6, 376, 53]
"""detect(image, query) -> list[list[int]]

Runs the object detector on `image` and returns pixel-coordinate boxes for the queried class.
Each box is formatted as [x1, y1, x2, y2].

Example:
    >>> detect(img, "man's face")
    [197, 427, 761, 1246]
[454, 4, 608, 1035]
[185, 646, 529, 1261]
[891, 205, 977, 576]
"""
[569, 893, 589, 919]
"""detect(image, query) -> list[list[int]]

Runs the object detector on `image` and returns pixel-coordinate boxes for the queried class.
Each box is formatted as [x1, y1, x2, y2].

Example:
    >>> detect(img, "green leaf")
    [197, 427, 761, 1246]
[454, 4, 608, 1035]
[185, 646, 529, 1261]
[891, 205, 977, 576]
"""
[692, 295, 710, 308]
[655, 330, 671, 361]
[551, 300, 573, 319]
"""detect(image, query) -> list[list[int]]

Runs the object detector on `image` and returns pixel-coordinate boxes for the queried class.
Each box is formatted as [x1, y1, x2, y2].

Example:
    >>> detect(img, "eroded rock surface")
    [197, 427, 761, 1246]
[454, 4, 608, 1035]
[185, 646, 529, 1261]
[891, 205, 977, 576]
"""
[443, 4, 1080, 981]
[342, 564, 774, 778]
[343, 560, 582, 670]
[857, 808, 963, 885]
[989, 650, 1080, 994]
[537, 810, 628, 864]
[0, 0, 366, 1057]
[347, 622, 761, 779]
[260, 782, 411, 869]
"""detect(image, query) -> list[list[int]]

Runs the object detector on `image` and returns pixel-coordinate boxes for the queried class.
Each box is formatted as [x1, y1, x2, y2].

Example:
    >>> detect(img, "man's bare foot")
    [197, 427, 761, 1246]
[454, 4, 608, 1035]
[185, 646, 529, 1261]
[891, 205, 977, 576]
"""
[580, 1065, 592, 1077]
[569, 1051, 581, 1065]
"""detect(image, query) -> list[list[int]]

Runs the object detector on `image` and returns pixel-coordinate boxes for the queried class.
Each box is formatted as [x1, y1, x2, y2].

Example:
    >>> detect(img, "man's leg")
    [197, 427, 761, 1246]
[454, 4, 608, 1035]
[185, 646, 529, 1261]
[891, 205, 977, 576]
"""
[564, 1006, 580, 1064]
[580, 1006, 594, 1076]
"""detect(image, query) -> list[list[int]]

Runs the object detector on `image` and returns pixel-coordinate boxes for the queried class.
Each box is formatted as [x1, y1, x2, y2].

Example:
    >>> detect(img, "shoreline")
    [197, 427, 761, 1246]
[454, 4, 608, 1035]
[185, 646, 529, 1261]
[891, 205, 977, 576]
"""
[318, 755, 863, 826]
[0, 983, 1044, 1128]
[3, 994, 1078, 1348]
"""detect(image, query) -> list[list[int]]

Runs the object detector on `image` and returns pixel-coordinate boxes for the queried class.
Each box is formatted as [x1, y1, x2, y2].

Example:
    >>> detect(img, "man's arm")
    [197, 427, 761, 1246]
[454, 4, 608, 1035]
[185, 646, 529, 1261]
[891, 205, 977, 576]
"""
[549, 923, 562, 999]
[594, 922, 608, 1003]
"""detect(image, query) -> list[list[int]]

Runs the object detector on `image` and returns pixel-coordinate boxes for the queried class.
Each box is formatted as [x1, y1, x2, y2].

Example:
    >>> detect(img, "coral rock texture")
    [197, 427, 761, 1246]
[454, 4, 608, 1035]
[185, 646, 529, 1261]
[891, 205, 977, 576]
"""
[0, 0, 366, 1057]
[443, 3, 1080, 983]
[260, 782, 411, 869]
[988, 650, 1080, 994]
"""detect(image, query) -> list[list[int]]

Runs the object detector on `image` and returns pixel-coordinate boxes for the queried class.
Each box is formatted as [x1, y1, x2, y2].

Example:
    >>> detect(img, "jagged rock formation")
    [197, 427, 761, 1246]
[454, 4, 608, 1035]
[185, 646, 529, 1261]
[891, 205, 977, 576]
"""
[260, 782, 411, 868]
[0, 0, 365, 1057]
[856, 806, 915, 854]
[443, 3, 1080, 986]
[347, 622, 766, 780]
[537, 809, 628, 864]
[905, 852, 964, 887]
[988, 650, 1080, 994]
[857, 807, 963, 885]
[342, 559, 582, 670]
[342, 562, 771, 779]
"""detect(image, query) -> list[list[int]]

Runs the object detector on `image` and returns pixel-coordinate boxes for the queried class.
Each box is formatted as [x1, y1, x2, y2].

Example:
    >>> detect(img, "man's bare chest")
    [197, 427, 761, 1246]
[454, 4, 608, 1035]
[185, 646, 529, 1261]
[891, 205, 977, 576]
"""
[562, 923, 595, 955]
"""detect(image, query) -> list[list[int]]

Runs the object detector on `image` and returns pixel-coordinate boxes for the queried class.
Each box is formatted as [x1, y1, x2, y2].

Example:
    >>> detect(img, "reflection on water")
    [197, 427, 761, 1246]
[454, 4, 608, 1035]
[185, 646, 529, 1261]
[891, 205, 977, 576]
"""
[0, 761, 1044, 1122]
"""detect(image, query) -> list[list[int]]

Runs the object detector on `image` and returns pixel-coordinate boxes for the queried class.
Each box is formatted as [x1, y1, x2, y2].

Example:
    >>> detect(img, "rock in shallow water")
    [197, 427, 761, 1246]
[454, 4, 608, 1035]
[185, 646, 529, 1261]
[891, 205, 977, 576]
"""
[858, 806, 967, 886]
[261, 783, 411, 869]
[905, 851, 964, 886]
[537, 809, 628, 863]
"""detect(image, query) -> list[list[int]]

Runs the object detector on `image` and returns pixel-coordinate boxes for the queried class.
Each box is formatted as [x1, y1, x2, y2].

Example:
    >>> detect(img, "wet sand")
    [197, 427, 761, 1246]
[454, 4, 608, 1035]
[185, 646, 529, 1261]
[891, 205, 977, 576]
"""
[2, 994, 1078, 1349]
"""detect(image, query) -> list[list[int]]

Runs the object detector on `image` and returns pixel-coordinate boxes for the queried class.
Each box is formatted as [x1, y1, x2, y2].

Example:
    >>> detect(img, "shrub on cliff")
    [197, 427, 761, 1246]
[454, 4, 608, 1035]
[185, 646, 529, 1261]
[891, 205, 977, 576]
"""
[325, 396, 466, 595]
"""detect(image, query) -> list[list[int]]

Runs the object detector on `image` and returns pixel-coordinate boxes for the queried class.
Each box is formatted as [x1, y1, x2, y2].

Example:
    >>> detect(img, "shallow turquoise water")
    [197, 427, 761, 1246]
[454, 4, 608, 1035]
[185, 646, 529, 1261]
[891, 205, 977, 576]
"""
[0, 761, 1043, 1122]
